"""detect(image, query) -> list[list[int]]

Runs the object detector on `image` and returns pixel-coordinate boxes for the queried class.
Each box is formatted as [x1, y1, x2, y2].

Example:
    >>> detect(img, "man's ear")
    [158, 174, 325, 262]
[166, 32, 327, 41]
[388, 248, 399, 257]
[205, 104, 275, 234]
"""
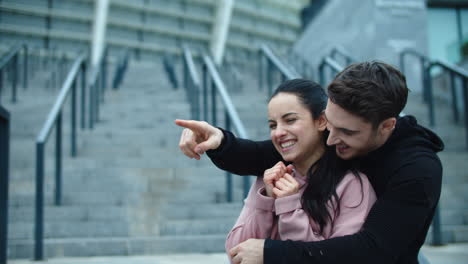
[379, 117, 396, 136]
[317, 113, 327, 131]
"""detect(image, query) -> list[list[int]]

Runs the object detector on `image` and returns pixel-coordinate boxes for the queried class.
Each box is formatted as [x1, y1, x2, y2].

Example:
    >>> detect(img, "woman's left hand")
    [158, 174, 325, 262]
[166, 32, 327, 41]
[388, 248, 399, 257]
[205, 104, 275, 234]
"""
[273, 173, 299, 198]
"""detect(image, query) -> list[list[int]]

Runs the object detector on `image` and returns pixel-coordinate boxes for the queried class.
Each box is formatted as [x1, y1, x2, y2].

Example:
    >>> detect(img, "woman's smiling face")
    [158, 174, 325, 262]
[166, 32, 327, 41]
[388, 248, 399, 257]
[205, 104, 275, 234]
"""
[268, 92, 325, 168]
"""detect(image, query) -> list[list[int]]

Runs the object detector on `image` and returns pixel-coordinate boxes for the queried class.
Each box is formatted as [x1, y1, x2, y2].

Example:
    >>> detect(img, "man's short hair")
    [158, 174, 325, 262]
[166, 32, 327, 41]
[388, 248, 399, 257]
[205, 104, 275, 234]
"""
[328, 61, 409, 128]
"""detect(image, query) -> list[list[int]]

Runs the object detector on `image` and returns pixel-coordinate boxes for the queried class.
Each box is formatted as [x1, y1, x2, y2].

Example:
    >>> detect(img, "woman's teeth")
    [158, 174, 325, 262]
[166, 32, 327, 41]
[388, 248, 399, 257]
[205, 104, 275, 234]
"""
[281, 141, 296, 148]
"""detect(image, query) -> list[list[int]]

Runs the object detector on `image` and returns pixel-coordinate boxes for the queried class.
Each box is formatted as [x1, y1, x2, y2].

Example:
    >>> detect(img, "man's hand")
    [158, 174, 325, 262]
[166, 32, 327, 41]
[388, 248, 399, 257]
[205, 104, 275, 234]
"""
[175, 119, 224, 160]
[229, 239, 265, 264]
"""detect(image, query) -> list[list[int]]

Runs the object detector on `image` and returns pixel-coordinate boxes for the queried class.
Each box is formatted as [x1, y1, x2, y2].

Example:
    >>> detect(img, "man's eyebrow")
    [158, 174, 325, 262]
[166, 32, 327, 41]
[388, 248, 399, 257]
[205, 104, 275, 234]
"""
[324, 113, 359, 133]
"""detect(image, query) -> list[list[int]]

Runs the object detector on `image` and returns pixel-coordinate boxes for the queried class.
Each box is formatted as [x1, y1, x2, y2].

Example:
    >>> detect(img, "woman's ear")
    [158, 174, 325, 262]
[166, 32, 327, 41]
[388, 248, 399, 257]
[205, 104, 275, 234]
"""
[317, 113, 327, 131]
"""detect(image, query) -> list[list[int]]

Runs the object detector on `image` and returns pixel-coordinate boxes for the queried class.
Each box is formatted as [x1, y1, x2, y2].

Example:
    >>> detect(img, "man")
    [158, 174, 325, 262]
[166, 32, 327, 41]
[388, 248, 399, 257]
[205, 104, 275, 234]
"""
[175, 61, 444, 264]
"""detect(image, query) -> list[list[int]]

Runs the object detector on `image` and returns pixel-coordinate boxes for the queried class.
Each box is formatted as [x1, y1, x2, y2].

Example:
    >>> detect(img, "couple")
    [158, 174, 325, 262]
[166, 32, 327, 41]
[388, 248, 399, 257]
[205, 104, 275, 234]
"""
[176, 61, 444, 264]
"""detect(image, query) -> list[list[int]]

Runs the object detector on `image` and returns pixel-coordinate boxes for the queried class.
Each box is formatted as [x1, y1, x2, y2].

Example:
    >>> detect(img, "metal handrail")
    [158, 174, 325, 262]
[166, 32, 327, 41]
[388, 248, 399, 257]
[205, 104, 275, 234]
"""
[330, 46, 356, 66]
[0, 43, 28, 103]
[399, 49, 431, 103]
[34, 52, 87, 261]
[424, 60, 468, 150]
[183, 47, 201, 120]
[258, 44, 300, 96]
[318, 56, 344, 87]
[200, 54, 250, 202]
[0, 106, 10, 264]
[112, 50, 130, 90]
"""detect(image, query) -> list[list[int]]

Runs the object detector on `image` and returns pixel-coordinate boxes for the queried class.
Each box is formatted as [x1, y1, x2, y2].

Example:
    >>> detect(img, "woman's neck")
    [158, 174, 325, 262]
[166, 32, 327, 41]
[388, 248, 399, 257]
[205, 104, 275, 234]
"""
[294, 144, 326, 176]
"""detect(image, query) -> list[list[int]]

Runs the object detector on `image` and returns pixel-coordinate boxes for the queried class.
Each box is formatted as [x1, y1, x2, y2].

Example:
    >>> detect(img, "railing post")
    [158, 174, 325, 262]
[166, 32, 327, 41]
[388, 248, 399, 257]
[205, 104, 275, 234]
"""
[0, 107, 10, 264]
[12, 54, 18, 103]
[55, 113, 62, 205]
[71, 79, 77, 157]
[34, 142, 45, 260]
[0, 70, 3, 103]
[95, 74, 100, 122]
[424, 65, 435, 127]
[463, 77, 468, 150]
[24, 45, 28, 89]
[319, 62, 325, 87]
[258, 51, 263, 91]
[81, 63, 87, 130]
[432, 205, 443, 245]
[267, 60, 272, 97]
[225, 110, 232, 202]
[89, 81, 94, 129]
[449, 72, 459, 123]
[211, 80, 217, 126]
[203, 64, 208, 121]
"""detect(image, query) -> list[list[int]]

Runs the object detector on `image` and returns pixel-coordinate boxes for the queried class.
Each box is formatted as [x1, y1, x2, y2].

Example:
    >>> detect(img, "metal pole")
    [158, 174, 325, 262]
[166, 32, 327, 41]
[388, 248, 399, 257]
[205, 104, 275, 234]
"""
[89, 81, 94, 129]
[463, 77, 468, 150]
[225, 110, 232, 202]
[432, 206, 443, 245]
[95, 74, 100, 122]
[420, 56, 427, 103]
[399, 52, 405, 75]
[71, 79, 77, 157]
[81, 64, 87, 129]
[267, 60, 272, 97]
[258, 51, 263, 91]
[203, 65, 208, 121]
[34, 142, 45, 260]
[12, 55, 18, 103]
[449, 72, 459, 123]
[212, 80, 217, 127]
[425, 65, 435, 127]
[0, 108, 10, 264]
[23, 45, 28, 89]
[55, 113, 62, 205]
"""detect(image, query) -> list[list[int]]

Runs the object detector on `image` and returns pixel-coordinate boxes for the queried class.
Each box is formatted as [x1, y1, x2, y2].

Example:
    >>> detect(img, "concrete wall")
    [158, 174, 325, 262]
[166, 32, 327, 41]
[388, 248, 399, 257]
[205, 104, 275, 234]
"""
[293, 0, 428, 92]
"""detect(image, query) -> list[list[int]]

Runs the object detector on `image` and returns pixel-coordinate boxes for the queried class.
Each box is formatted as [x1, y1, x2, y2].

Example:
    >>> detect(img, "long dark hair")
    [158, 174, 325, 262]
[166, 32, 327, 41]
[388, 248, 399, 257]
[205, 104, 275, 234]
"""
[270, 79, 361, 234]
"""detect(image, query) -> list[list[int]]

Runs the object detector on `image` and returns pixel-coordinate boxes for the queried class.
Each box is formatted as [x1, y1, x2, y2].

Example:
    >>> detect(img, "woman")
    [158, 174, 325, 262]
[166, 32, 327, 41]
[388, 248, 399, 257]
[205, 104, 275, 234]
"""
[225, 79, 377, 259]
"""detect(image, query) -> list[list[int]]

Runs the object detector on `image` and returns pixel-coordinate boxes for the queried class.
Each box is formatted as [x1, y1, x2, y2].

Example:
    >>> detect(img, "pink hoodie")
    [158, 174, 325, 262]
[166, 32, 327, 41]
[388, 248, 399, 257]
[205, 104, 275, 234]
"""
[225, 169, 377, 256]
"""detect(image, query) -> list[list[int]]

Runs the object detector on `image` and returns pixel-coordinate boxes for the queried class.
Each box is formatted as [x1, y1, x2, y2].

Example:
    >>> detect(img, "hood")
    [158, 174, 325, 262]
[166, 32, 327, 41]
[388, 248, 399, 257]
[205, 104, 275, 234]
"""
[388, 115, 444, 153]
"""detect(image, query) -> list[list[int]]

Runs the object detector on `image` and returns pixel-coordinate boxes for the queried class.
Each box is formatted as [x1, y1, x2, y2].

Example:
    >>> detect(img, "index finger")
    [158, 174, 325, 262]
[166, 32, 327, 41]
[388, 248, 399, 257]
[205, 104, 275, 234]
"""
[174, 119, 205, 132]
[229, 244, 240, 257]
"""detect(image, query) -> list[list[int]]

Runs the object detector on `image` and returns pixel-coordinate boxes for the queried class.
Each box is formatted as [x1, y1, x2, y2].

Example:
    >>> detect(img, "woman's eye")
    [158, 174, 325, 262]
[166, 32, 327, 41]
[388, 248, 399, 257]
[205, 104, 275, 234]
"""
[286, 118, 296, 123]
[269, 124, 276, 129]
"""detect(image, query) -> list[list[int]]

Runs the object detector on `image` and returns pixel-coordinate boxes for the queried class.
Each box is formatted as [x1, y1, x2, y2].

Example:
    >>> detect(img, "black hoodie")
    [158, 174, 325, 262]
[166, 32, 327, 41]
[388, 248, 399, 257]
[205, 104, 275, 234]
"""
[207, 115, 444, 264]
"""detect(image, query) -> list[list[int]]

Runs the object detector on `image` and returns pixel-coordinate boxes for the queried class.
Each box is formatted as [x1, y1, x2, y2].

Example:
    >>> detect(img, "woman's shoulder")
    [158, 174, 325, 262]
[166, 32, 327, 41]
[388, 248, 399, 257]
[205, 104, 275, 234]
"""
[336, 170, 375, 200]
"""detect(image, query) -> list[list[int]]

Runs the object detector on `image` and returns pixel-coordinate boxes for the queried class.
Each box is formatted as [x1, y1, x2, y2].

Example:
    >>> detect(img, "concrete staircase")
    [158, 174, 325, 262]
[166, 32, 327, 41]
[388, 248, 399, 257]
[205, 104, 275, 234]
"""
[6, 56, 267, 259]
[403, 89, 468, 244]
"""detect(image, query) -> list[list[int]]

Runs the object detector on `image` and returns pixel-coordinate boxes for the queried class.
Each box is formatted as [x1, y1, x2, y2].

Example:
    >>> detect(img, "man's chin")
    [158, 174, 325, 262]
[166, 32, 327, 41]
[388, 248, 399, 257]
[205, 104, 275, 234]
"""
[336, 149, 354, 160]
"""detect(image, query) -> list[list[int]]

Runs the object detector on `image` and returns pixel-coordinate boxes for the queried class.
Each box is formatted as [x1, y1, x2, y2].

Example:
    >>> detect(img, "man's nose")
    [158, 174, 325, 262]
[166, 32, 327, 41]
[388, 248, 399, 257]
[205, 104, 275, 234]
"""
[326, 130, 339, 146]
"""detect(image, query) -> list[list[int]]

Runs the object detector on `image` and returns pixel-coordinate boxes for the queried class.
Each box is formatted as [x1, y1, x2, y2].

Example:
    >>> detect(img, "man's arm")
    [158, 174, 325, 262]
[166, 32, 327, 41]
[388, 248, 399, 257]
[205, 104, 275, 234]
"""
[263, 155, 442, 264]
[207, 129, 284, 177]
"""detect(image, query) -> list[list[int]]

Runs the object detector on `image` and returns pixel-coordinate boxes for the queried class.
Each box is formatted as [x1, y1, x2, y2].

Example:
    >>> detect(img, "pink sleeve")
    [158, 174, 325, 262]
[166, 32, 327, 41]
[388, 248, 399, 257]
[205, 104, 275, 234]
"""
[275, 191, 325, 241]
[225, 177, 276, 254]
[329, 172, 377, 238]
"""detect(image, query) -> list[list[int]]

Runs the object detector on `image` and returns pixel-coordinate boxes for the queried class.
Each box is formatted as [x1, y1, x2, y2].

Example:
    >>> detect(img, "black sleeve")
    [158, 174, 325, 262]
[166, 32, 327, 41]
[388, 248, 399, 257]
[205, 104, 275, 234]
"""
[206, 128, 284, 177]
[264, 155, 442, 264]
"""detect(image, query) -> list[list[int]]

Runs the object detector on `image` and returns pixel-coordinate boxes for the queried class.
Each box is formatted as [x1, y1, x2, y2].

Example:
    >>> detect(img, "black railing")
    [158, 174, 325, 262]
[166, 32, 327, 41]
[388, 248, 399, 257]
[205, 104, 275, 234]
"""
[400, 49, 430, 103]
[34, 52, 87, 260]
[318, 56, 344, 87]
[425, 60, 468, 149]
[0, 44, 28, 103]
[201, 54, 251, 202]
[330, 46, 356, 66]
[112, 50, 130, 90]
[258, 44, 300, 97]
[0, 106, 10, 264]
[183, 47, 201, 120]
[89, 48, 109, 129]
